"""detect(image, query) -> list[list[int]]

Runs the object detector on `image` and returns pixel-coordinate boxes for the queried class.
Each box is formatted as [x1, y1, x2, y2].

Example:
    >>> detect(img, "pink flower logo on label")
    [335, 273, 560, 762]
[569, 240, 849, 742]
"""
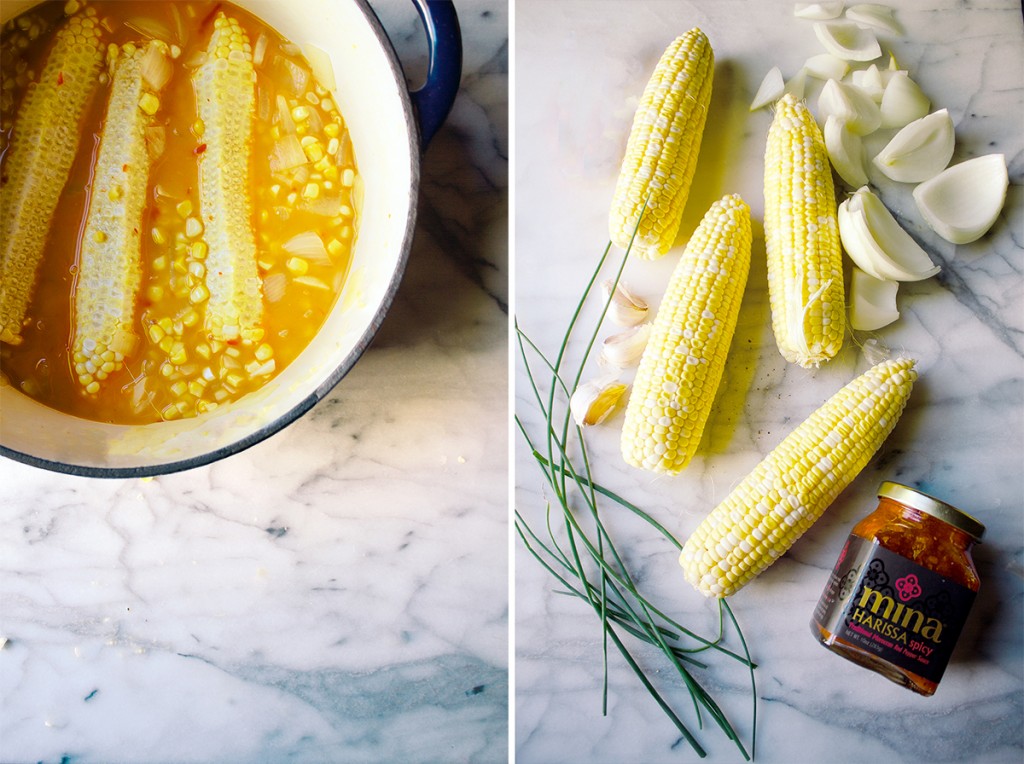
[837, 540, 849, 566]
[895, 574, 922, 602]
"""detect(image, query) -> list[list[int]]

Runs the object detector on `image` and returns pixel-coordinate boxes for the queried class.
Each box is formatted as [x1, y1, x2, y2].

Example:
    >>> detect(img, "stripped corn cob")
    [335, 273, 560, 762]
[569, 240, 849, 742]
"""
[680, 358, 918, 598]
[609, 28, 714, 260]
[0, 8, 103, 345]
[72, 41, 172, 393]
[764, 93, 845, 368]
[621, 194, 752, 474]
[193, 13, 263, 342]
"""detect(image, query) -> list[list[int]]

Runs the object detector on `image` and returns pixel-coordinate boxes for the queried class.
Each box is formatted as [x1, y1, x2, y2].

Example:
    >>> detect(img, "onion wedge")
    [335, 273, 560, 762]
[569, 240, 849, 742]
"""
[750, 66, 784, 111]
[879, 71, 930, 128]
[873, 109, 954, 183]
[846, 4, 904, 36]
[912, 154, 1008, 244]
[804, 53, 849, 81]
[814, 21, 881, 61]
[849, 267, 899, 331]
[838, 187, 940, 281]
[824, 115, 869, 188]
[794, 2, 845, 20]
[819, 78, 881, 135]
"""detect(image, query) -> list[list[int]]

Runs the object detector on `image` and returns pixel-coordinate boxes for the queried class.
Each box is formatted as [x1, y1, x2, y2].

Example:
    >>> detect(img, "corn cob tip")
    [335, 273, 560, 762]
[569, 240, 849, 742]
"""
[679, 356, 918, 598]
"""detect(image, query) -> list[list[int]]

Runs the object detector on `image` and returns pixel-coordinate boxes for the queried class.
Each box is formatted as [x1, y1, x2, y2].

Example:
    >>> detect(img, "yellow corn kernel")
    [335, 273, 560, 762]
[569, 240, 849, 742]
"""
[621, 195, 752, 474]
[341, 168, 355, 187]
[326, 239, 344, 258]
[176, 199, 193, 218]
[138, 92, 160, 115]
[323, 165, 339, 182]
[73, 42, 170, 389]
[185, 217, 203, 238]
[190, 284, 210, 303]
[192, 117, 205, 136]
[170, 380, 188, 397]
[764, 94, 845, 368]
[302, 182, 320, 200]
[0, 10, 104, 345]
[679, 358, 918, 598]
[196, 343, 211, 360]
[286, 257, 309, 276]
[158, 336, 174, 354]
[151, 226, 167, 245]
[323, 121, 340, 138]
[255, 343, 273, 362]
[291, 105, 309, 121]
[108, 185, 123, 201]
[609, 28, 714, 260]
[148, 323, 166, 344]
[169, 342, 187, 365]
[147, 285, 164, 302]
[191, 241, 208, 260]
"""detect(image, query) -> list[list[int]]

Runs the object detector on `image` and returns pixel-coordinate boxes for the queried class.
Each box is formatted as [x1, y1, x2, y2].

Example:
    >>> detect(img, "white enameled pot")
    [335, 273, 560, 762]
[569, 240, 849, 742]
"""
[0, 0, 462, 476]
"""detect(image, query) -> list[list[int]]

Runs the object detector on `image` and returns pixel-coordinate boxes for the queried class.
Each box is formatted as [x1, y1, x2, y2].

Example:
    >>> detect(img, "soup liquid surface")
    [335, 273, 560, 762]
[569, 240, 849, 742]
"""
[0, 0, 358, 424]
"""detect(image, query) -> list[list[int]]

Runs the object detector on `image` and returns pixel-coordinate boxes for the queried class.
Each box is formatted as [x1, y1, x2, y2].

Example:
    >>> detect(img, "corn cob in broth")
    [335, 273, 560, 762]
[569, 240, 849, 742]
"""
[193, 13, 263, 343]
[764, 93, 845, 368]
[609, 28, 714, 260]
[0, 8, 103, 345]
[621, 194, 752, 474]
[680, 358, 918, 598]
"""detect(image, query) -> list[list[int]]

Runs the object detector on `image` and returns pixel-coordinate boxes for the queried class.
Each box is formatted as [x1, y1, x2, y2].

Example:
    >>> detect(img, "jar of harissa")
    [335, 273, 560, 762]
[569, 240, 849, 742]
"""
[811, 481, 984, 696]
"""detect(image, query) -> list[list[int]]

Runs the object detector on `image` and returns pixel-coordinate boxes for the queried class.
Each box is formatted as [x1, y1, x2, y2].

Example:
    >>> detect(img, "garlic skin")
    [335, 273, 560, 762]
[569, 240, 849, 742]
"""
[570, 378, 628, 428]
[601, 280, 649, 327]
[599, 323, 652, 369]
[873, 109, 955, 183]
[913, 154, 1008, 244]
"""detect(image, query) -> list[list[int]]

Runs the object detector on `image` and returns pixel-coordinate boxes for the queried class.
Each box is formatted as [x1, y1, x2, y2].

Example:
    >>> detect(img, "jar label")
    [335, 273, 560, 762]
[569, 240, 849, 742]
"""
[813, 535, 977, 685]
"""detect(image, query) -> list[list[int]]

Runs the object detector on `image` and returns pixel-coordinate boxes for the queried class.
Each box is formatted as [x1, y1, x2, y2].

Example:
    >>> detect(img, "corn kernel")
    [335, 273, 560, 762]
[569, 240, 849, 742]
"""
[190, 284, 209, 303]
[270, 184, 281, 199]
[313, 156, 330, 173]
[196, 343, 212, 360]
[255, 343, 274, 362]
[108, 185, 123, 201]
[158, 317, 173, 334]
[93, 230, 107, 243]
[170, 380, 188, 397]
[138, 92, 160, 115]
[158, 336, 174, 354]
[302, 182, 320, 200]
[192, 118, 205, 137]
[260, 209, 270, 223]
[172, 320, 184, 336]
[304, 92, 320, 105]
[147, 285, 165, 302]
[286, 192, 298, 206]
[291, 105, 310, 121]
[326, 239, 343, 258]
[185, 217, 203, 238]
[339, 204, 353, 217]
[286, 257, 309, 276]
[341, 169, 355, 187]
[161, 403, 179, 419]
[151, 227, 167, 245]
[85, 381, 101, 395]
[151, 253, 168, 271]
[170, 44, 181, 59]
[188, 261, 206, 279]
[324, 165, 339, 182]
[327, 137, 340, 156]
[190, 241, 208, 260]
[170, 343, 187, 365]
[176, 200, 193, 218]
[323, 122, 340, 138]
[189, 380, 206, 397]
[340, 225, 353, 240]
[270, 124, 281, 140]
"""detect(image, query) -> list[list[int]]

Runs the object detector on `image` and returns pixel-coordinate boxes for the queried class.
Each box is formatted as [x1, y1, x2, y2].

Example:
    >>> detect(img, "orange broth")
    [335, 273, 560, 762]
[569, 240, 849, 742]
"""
[0, 0, 358, 424]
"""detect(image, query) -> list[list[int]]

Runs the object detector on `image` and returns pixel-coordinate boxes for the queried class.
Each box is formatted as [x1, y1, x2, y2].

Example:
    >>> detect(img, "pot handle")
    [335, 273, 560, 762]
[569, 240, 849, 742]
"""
[408, 0, 462, 149]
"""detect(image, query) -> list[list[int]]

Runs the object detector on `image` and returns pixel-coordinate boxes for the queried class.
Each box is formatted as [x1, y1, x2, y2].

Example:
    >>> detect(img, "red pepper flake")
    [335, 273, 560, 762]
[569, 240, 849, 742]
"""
[194, 143, 207, 155]
[57, 71, 64, 86]
[122, 164, 129, 172]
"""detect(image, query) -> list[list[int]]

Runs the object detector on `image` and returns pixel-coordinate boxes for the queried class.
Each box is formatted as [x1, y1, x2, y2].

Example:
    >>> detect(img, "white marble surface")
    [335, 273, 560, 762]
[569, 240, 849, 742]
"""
[515, 1, 1022, 762]
[0, 1, 508, 762]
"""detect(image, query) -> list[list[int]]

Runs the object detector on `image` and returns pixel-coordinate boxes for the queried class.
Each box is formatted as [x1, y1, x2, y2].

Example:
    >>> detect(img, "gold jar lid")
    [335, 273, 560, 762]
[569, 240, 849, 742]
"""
[878, 481, 985, 541]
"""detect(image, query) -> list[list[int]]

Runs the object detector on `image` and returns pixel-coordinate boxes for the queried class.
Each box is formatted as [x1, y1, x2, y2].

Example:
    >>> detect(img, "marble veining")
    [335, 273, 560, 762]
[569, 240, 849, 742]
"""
[515, 1, 1022, 762]
[0, 1, 508, 762]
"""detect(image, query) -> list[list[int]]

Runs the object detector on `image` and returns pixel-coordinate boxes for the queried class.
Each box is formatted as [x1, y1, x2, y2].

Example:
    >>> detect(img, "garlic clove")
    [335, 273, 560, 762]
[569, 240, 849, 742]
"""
[850, 63, 885, 103]
[879, 71, 930, 129]
[912, 154, 1008, 244]
[849, 266, 899, 331]
[824, 115, 869, 188]
[599, 323, 652, 369]
[804, 52, 849, 81]
[846, 4, 904, 36]
[750, 66, 784, 111]
[570, 377, 628, 427]
[813, 21, 881, 61]
[838, 187, 940, 281]
[601, 279, 649, 327]
[873, 109, 955, 183]
[818, 78, 881, 135]
[794, 2, 845, 20]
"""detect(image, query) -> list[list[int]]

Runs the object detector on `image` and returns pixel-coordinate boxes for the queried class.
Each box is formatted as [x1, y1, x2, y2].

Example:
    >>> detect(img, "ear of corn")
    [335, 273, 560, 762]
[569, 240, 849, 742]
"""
[193, 13, 264, 343]
[679, 358, 918, 598]
[609, 28, 714, 260]
[621, 194, 752, 474]
[72, 41, 172, 393]
[764, 93, 845, 368]
[0, 8, 103, 345]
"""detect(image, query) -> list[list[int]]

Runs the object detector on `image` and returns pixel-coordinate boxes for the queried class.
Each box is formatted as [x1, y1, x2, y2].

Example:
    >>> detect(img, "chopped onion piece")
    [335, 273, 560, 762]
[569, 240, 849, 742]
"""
[303, 43, 337, 92]
[913, 154, 1008, 244]
[145, 125, 166, 160]
[269, 134, 308, 172]
[253, 33, 269, 67]
[276, 94, 296, 133]
[846, 4, 904, 36]
[276, 56, 309, 97]
[794, 2, 844, 20]
[818, 78, 880, 135]
[804, 52, 849, 81]
[784, 68, 808, 99]
[263, 273, 287, 303]
[873, 109, 954, 183]
[849, 267, 899, 331]
[125, 16, 173, 42]
[838, 187, 940, 281]
[750, 66, 784, 111]
[293, 276, 331, 290]
[140, 43, 171, 90]
[879, 71, 930, 129]
[824, 115, 869, 188]
[183, 50, 208, 69]
[814, 21, 881, 61]
[282, 231, 330, 263]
